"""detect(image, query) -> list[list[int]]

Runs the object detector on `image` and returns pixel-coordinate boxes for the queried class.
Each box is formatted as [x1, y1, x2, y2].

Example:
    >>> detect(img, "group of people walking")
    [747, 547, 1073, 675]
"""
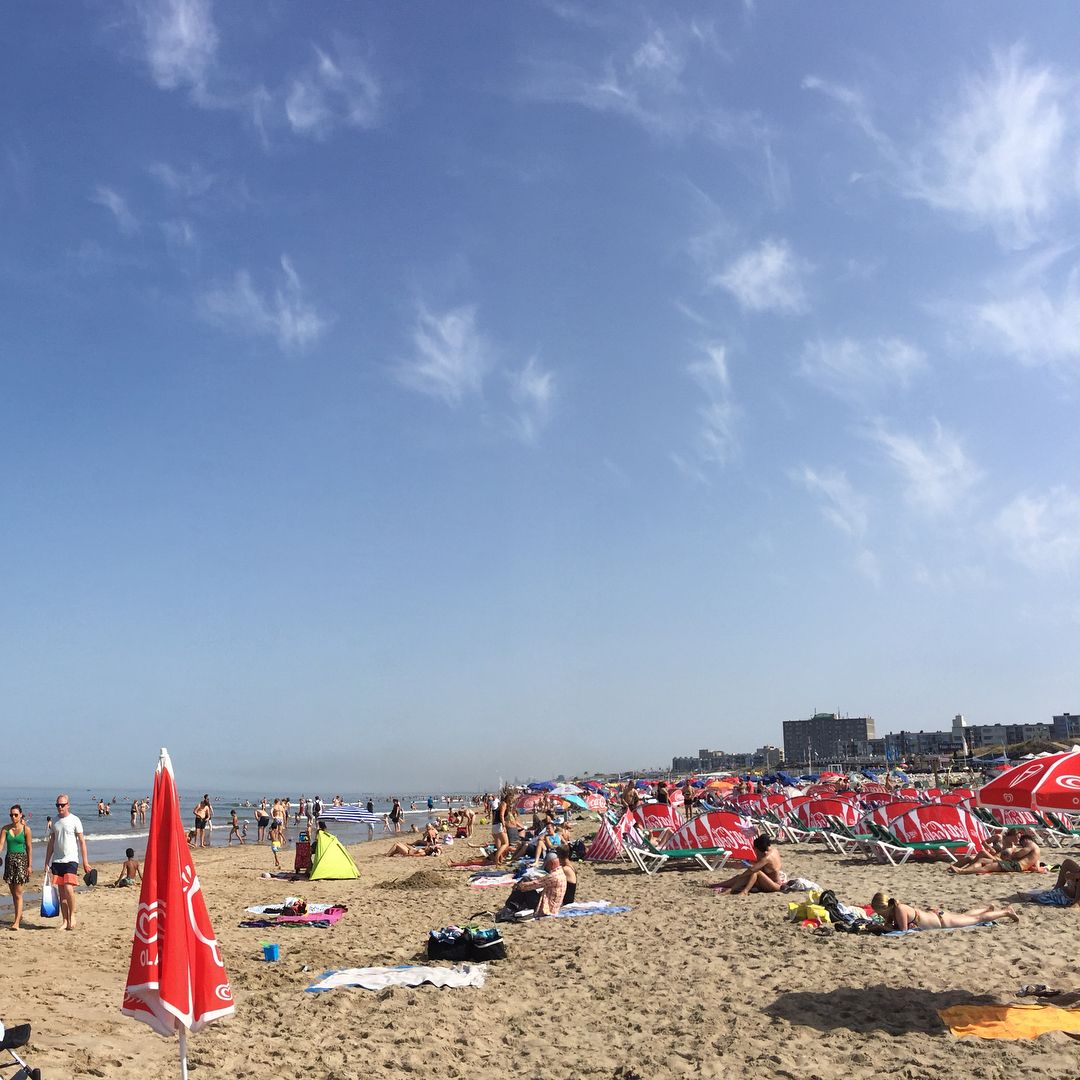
[1, 795, 93, 932]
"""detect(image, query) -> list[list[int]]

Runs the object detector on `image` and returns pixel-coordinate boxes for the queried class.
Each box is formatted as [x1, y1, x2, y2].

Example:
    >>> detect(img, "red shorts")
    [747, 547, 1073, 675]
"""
[50, 861, 79, 886]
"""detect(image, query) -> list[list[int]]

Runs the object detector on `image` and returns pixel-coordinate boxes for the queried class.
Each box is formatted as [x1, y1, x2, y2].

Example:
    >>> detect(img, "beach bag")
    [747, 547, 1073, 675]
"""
[427, 927, 471, 962]
[40, 879, 59, 919]
[465, 927, 506, 961]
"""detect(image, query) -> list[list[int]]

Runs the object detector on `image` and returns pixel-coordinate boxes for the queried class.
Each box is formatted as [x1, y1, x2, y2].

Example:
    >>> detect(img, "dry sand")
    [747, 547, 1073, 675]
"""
[2, 830, 1079, 1079]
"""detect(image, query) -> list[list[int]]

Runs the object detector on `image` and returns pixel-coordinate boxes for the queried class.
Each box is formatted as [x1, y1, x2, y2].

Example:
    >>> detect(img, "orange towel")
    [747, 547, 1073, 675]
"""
[939, 1003, 1080, 1040]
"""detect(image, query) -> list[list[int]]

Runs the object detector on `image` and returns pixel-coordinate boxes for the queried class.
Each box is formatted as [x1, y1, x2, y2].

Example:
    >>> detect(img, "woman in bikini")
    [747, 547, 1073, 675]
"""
[870, 892, 1019, 930]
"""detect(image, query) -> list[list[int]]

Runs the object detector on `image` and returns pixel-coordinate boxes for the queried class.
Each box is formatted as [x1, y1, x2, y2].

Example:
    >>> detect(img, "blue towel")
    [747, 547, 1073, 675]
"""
[884, 921, 992, 937]
[555, 903, 631, 918]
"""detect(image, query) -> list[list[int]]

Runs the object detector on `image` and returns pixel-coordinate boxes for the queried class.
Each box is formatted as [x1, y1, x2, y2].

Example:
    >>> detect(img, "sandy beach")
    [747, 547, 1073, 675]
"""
[2, 831, 1078, 1079]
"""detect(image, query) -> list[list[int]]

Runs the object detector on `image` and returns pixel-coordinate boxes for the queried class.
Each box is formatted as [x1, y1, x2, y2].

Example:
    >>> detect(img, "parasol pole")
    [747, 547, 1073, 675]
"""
[179, 1026, 189, 1080]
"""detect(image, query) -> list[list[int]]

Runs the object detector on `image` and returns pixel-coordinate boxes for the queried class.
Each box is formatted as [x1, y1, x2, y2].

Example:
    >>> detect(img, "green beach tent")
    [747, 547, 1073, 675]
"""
[308, 828, 360, 880]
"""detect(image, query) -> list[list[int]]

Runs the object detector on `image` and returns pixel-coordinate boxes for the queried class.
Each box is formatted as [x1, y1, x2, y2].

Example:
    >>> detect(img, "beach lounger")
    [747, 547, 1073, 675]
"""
[1040, 813, 1080, 846]
[823, 819, 890, 860]
[866, 823, 974, 864]
[625, 836, 730, 875]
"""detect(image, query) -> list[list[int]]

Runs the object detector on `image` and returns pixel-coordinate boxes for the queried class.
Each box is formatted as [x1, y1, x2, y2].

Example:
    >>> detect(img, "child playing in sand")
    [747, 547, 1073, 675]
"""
[114, 848, 142, 888]
[269, 821, 284, 869]
[870, 892, 1019, 930]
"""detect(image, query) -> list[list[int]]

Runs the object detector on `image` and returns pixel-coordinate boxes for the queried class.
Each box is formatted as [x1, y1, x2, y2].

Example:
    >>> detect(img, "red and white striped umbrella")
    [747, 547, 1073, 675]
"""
[977, 751, 1080, 813]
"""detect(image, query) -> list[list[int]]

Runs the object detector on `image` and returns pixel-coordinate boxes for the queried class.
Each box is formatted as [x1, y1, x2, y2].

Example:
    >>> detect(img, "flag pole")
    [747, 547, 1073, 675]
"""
[179, 1027, 189, 1079]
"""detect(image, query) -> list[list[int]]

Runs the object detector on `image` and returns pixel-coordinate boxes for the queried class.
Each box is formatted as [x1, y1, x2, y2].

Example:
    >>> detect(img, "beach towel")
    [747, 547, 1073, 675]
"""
[245, 901, 336, 915]
[1026, 886, 1074, 907]
[938, 1003, 1080, 1040]
[306, 964, 488, 992]
[884, 922, 992, 937]
[468, 873, 518, 889]
[781, 878, 821, 893]
[240, 905, 347, 929]
[555, 901, 631, 918]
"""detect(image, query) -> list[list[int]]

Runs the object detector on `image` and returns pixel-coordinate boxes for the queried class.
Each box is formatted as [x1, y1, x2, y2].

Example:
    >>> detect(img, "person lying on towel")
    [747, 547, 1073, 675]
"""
[948, 831, 1040, 875]
[385, 824, 442, 857]
[870, 892, 1019, 930]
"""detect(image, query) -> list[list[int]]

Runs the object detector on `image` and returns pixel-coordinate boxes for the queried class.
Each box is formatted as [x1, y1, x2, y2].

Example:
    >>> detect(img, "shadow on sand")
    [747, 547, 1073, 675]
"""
[766, 984, 999, 1036]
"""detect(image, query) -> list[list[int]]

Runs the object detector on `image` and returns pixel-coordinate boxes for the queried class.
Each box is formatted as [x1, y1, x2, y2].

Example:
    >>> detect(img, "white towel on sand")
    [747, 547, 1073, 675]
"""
[307, 964, 488, 992]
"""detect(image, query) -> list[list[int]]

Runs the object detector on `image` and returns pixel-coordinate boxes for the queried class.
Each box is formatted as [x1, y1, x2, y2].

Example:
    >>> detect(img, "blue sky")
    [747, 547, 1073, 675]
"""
[4, 2, 1080, 792]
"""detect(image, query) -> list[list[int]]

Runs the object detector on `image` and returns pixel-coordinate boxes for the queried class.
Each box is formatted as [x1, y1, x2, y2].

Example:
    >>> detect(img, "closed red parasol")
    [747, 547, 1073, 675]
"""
[977, 750, 1080, 813]
[122, 748, 234, 1078]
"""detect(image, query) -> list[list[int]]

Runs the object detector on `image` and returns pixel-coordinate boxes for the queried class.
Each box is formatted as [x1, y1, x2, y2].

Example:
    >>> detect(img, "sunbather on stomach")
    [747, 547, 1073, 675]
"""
[949, 831, 1040, 875]
[870, 892, 1019, 930]
[715, 836, 786, 896]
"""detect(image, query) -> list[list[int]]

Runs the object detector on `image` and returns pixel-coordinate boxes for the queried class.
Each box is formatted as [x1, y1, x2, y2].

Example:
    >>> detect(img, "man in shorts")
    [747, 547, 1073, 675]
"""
[43, 794, 92, 930]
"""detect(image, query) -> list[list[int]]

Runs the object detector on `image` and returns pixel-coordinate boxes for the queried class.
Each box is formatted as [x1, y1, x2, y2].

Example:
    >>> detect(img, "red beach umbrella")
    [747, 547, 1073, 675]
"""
[122, 748, 234, 1078]
[976, 750, 1080, 813]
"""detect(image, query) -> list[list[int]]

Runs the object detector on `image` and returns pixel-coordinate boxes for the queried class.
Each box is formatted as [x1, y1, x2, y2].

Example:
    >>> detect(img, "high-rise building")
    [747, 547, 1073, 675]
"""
[1052, 713, 1080, 742]
[782, 712, 875, 766]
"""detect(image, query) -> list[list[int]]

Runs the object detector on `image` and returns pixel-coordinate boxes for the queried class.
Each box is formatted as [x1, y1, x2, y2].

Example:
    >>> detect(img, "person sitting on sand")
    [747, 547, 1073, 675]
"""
[502, 851, 567, 918]
[557, 845, 577, 905]
[714, 835, 786, 895]
[949, 830, 1040, 874]
[870, 892, 1019, 930]
[951, 828, 1017, 870]
[532, 821, 570, 866]
[386, 824, 441, 857]
[114, 848, 142, 888]
[1027, 858, 1080, 907]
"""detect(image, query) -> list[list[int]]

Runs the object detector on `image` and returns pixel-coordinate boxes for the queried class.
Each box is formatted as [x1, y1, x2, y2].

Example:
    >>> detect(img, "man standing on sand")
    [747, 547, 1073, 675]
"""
[44, 795, 92, 931]
[193, 796, 211, 849]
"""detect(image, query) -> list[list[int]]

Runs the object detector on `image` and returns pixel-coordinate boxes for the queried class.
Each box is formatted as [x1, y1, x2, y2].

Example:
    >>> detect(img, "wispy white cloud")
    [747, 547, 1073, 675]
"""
[508, 356, 557, 444]
[201, 255, 327, 351]
[285, 42, 382, 139]
[684, 344, 739, 468]
[996, 486, 1080, 572]
[149, 160, 216, 198]
[518, 16, 771, 151]
[395, 304, 557, 443]
[798, 336, 926, 402]
[870, 420, 981, 516]
[795, 465, 868, 539]
[90, 185, 139, 235]
[133, 0, 218, 97]
[806, 46, 1075, 250]
[909, 46, 1066, 250]
[715, 238, 809, 314]
[396, 305, 492, 405]
[973, 260, 1080, 375]
[802, 74, 895, 160]
[161, 218, 197, 253]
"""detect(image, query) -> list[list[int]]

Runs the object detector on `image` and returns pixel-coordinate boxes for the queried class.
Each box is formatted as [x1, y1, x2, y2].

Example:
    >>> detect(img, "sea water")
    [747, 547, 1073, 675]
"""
[0, 785, 470, 905]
